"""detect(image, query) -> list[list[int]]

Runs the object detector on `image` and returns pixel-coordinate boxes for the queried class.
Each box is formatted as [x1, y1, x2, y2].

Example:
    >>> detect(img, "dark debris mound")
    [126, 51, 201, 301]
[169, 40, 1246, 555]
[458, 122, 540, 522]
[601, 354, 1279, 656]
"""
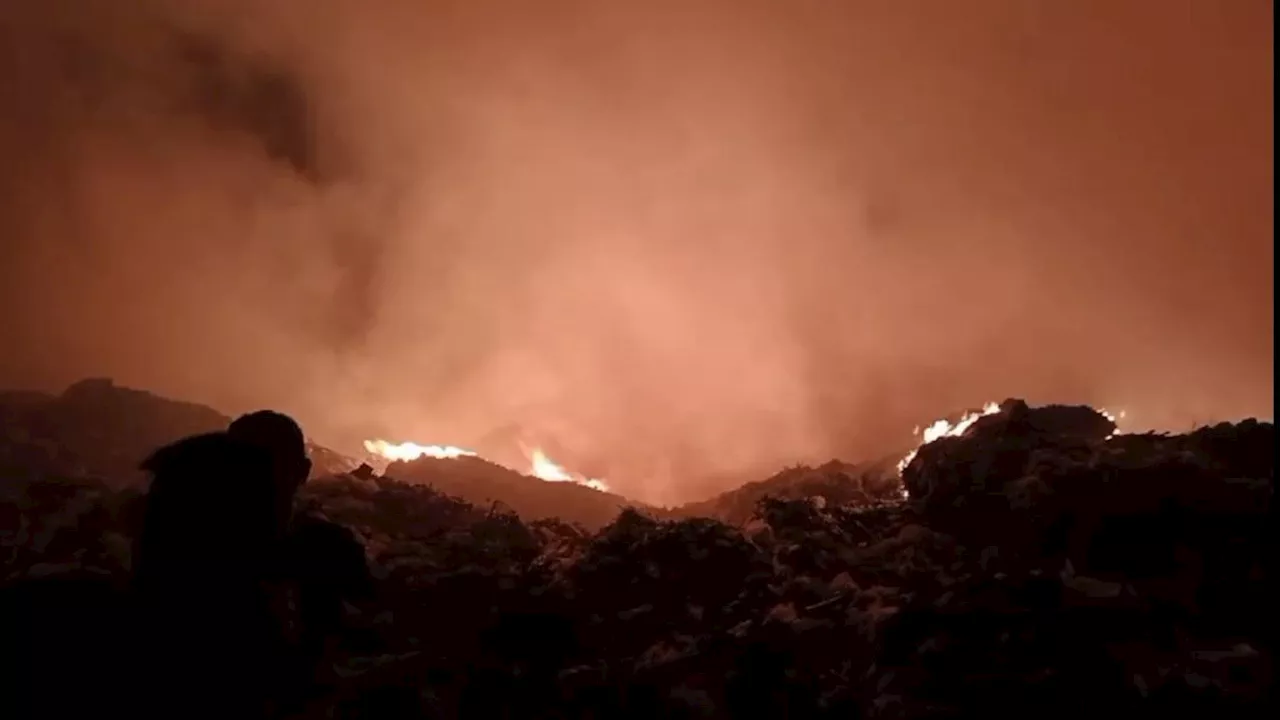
[678, 459, 905, 526]
[383, 455, 637, 531]
[0, 398, 1273, 718]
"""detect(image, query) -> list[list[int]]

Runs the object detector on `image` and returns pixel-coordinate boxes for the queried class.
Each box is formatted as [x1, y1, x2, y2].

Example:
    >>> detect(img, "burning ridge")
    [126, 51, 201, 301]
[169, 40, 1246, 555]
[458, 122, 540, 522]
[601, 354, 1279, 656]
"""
[362, 439, 610, 493]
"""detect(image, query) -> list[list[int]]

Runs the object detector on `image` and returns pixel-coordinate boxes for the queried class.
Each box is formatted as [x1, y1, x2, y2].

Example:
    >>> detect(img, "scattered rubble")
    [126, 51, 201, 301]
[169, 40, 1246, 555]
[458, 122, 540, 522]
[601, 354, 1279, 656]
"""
[0, 387, 1272, 718]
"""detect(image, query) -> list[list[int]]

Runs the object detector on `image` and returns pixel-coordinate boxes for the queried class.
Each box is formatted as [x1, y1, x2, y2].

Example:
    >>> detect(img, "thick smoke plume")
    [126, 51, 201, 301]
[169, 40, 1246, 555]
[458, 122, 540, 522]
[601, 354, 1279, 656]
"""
[0, 0, 1272, 504]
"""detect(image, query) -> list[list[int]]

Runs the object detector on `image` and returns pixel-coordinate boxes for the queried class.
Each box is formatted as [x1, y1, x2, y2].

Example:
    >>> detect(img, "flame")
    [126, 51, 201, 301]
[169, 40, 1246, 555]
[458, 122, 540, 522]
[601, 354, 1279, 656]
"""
[897, 402, 1132, 480]
[362, 439, 477, 462]
[528, 447, 611, 493]
[897, 401, 1003, 475]
[361, 437, 611, 493]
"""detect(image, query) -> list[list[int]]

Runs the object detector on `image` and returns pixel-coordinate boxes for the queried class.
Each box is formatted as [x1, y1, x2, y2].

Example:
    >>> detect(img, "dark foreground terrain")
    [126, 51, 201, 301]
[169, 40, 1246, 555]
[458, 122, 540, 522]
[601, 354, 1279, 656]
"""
[0, 382, 1273, 718]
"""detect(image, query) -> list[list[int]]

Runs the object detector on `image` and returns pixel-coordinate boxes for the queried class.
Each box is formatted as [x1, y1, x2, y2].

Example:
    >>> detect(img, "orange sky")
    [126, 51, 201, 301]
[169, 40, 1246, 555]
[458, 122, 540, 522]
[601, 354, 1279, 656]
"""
[0, 0, 1272, 504]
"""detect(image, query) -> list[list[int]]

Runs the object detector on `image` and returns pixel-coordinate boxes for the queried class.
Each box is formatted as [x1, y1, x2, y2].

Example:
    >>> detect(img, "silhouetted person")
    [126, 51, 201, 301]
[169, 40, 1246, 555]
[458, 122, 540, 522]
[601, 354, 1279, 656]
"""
[227, 410, 313, 541]
[131, 412, 306, 717]
[279, 513, 377, 712]
[133, 432, 278, 593]
[229, 410, 375, 711]
[132, 410, 373, 717]
[132, 430, 283, 719]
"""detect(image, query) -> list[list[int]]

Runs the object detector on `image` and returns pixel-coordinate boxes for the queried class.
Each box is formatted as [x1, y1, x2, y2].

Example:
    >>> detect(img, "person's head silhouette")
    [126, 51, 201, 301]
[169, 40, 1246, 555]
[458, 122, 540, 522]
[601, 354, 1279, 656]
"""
[228, 410, 312, 530]
[135, 432, 275, 591]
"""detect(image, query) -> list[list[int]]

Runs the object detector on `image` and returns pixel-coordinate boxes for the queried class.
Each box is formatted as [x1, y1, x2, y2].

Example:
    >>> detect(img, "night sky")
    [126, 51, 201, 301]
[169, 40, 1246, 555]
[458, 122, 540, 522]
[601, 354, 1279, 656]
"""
[0, 0, 1272, 504]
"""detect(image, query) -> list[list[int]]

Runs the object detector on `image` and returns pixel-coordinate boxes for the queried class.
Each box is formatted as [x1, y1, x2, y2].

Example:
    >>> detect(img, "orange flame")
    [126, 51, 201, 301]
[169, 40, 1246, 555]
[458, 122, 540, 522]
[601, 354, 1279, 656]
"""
[897, 401, 1003, 475]
[361, 438, 611, 493]
[527, 447, 611, 493]
[897, 402, 1130, 477]
[362, 439, 477, 462]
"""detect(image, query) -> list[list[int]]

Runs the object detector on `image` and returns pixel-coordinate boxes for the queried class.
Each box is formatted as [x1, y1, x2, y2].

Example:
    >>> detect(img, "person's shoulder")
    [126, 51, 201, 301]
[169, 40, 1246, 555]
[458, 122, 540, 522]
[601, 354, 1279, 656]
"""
[293, 511, 349, 535]
[289, 513, 372, 588]
[142, 432, 235, 474]
[291, 513, 365, 555]
[142, 432, 273, 482]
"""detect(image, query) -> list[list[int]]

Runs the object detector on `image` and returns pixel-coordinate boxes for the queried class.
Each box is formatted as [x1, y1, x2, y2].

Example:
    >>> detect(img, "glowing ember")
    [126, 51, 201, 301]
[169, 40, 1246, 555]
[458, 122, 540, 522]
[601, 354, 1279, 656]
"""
[897, 401, 1003, 475]
[528, 447, 611, 493]
[1099, 408, 1127, 438]
[362, 439, 477, 462]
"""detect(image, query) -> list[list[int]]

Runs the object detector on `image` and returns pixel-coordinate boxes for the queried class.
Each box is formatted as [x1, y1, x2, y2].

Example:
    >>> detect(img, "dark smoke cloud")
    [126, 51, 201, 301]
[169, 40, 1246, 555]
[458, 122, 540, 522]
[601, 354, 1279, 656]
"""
[0, 0, 1272, 504]
[175, 32, 318, 181]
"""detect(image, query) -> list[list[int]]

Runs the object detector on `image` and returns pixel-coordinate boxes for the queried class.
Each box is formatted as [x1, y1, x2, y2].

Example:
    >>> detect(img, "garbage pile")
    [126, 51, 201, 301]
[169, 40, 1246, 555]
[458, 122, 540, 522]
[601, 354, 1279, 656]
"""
[676, 458, 904, 526]
[385, 454, 638, 530]
[0, 398, 1272, 718]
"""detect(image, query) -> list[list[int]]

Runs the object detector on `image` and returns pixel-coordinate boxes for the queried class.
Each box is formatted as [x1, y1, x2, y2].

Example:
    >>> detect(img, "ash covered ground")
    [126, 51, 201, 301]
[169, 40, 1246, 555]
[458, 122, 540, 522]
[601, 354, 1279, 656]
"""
[0, 379, 1273, 718]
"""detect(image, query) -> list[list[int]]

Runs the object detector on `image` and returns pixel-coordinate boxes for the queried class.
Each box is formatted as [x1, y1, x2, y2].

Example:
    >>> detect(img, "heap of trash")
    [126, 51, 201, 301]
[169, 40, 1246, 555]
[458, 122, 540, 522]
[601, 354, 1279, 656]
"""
[0, 392, 1272, 718]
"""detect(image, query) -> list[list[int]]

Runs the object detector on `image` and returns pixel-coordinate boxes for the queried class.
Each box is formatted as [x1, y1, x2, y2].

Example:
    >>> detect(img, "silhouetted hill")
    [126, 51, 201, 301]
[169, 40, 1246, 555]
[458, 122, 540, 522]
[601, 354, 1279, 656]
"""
[0, 378, 229, 485]
[0, 379, 640, 529]
[0, 378, 356, 486]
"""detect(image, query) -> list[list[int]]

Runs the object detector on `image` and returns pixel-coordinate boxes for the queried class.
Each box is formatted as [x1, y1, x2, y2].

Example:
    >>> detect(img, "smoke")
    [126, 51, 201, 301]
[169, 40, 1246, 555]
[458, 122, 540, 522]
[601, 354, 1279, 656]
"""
[0, 0, 1272, 504]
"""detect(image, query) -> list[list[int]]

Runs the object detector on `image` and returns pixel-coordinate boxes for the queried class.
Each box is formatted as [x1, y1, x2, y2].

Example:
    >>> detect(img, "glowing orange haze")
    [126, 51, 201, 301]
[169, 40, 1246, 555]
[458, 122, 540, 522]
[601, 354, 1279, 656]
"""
[0, 1, 1271, 505]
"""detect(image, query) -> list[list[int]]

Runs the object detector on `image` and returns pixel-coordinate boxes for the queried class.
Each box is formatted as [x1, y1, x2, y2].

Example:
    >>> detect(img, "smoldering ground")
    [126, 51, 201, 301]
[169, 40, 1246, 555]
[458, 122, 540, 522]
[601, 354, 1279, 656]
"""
[0, 0, 1272, 504]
